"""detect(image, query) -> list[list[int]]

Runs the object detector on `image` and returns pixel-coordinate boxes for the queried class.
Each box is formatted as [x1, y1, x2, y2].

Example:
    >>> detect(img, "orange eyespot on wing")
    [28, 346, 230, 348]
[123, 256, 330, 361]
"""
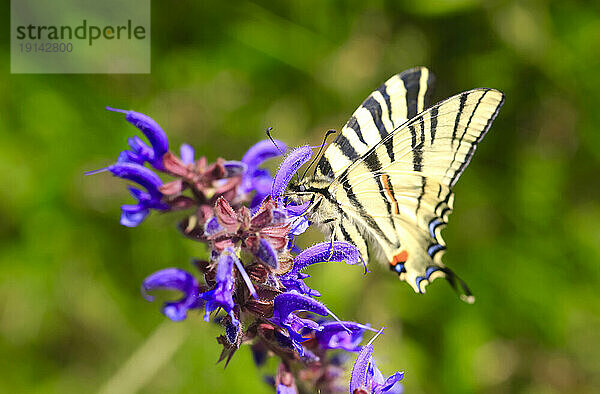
[389, 250, 408, 275]
[393, 250, 408, 264]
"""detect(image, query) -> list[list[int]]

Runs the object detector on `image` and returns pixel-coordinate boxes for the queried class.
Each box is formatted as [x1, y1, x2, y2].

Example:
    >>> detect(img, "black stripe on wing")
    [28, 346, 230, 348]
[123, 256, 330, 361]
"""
[377, 83, 394, 126]
[334, 133, 361, 163]
[346, 116, 366, 145]
[449, 91, 505, 187]
[314, 67, 436, 179]
[403, 72, 420, 120]
[340, 177, 394, 246]
[362, 96, 388, 140]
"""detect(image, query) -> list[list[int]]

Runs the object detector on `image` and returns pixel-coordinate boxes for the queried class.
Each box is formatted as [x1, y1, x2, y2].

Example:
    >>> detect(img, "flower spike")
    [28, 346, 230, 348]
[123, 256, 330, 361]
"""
[96, 105, 406, 392]
[271, 146, 312, 198]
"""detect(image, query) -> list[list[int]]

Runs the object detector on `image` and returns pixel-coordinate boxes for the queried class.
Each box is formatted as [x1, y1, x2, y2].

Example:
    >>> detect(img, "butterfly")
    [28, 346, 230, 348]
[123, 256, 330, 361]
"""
[287, 67, 504, 301]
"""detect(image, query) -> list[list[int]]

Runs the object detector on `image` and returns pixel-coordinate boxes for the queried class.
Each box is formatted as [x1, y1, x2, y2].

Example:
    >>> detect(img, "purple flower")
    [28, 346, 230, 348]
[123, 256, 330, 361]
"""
[275, 363, 299, 394]
[108, 162, 169, 227]
[284, 201, 310, 237]
[256, 238, 278, 270]
[279, 241, 363, 297]
[241, 139, 287, 208]
[271, 291, 342, 356]
[199, 249, 238, 326]
[107, 107, 169, 170]
[276, 384, 297, 394]
[271, 146, 312, 198]
[180, 143, 195, 165]
[142, 268, 202, 321]
[350, 329, 404, 394]
[207, 196, 291, 257]
[93, 113, 407, 392]
[270, 146, 314, 244]
[118, 135, 155, 166]
[224, 161, 247, 178]
[315, 321, 374, 352]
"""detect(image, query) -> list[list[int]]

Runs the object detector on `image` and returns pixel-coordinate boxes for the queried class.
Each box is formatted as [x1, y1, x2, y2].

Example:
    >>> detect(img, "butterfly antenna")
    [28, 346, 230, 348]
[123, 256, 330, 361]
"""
[266, 127, 285, 155]
[300, 129, 336, 181]
[266, 126, 300, 186]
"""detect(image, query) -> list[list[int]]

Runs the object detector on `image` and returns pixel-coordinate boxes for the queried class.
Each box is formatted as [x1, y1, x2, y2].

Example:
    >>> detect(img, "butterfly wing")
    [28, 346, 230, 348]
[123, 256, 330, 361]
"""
[329, 88, 504, 297]
[315, 67, 435, 179]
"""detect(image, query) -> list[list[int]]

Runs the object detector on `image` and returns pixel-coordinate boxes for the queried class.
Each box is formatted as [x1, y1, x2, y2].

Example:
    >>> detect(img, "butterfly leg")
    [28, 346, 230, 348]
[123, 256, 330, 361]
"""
[321, 217, 338, 261]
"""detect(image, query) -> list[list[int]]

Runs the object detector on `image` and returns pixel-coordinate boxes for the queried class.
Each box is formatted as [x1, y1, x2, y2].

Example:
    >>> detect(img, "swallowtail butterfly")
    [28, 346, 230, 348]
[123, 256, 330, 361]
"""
[288, 67, 504, 301]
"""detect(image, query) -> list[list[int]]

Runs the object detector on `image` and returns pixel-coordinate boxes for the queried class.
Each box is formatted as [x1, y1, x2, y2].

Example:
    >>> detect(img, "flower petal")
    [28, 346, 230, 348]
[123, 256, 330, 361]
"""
[271, 146, 312, 197]
[199, 249, 237, 324]
[292, 241, 362, 272]
[279, 277, 321, 298]
[375, 372, 404, 394]
[127, 186, 150, 201]
[159, 179, 183, 195]
[289, 216, 309, 236]
[251, 204, 275, 229]
[141, 268, 201, 321]
[115, 136, 155, 166]
[255, 238, 278, 270]
[125, 111, 169, 160]
[350, 343, 375, 392]
[214, 197, 239, 232]
[117, 149, 144, 165]
[270, 291, 341, 356]
[161, 152, 189, 177]
[109, 163, 168, 226]
[244, 168, 272, 195]
[108, 163, 163, 199]
[242, 139, 286, 170]
[315, 321, 373, 352]
[260, 224, 290, 250]
[223, 161, 247, 178]
[285, 201, 310, 216]
[180, 143, 195, 165]
[120, 205, 149, 227]
[106, 107, 169, 169]
[276, 384, 297, 394]
[272, 209, 288, 225]
[204, 216, 224, 236]
[272, 292, 330, 325]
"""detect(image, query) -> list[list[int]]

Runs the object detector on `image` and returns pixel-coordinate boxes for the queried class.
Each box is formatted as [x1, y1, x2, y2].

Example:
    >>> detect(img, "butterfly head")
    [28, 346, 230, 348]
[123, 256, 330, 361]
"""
[286, 176, 331, 205]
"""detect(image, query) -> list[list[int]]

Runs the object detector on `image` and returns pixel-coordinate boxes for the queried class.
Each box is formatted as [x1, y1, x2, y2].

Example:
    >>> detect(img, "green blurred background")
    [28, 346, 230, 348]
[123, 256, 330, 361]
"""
[2, 0, 600, 393]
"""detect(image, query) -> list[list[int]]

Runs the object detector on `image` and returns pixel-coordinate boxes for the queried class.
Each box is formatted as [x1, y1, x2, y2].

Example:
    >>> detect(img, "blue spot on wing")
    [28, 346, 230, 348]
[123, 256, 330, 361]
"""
[427, 243, 446, 257]
[389, 262, 406, 274]
[426, 266, 442, 277]
[428, 218, 444, 239]
[416, 266, 445, 293]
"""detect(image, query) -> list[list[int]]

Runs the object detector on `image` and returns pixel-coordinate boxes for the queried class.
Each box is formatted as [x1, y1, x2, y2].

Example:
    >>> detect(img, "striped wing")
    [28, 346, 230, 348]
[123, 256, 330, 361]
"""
[329, 88, 504, 297]
[315, 67, 435, 179]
